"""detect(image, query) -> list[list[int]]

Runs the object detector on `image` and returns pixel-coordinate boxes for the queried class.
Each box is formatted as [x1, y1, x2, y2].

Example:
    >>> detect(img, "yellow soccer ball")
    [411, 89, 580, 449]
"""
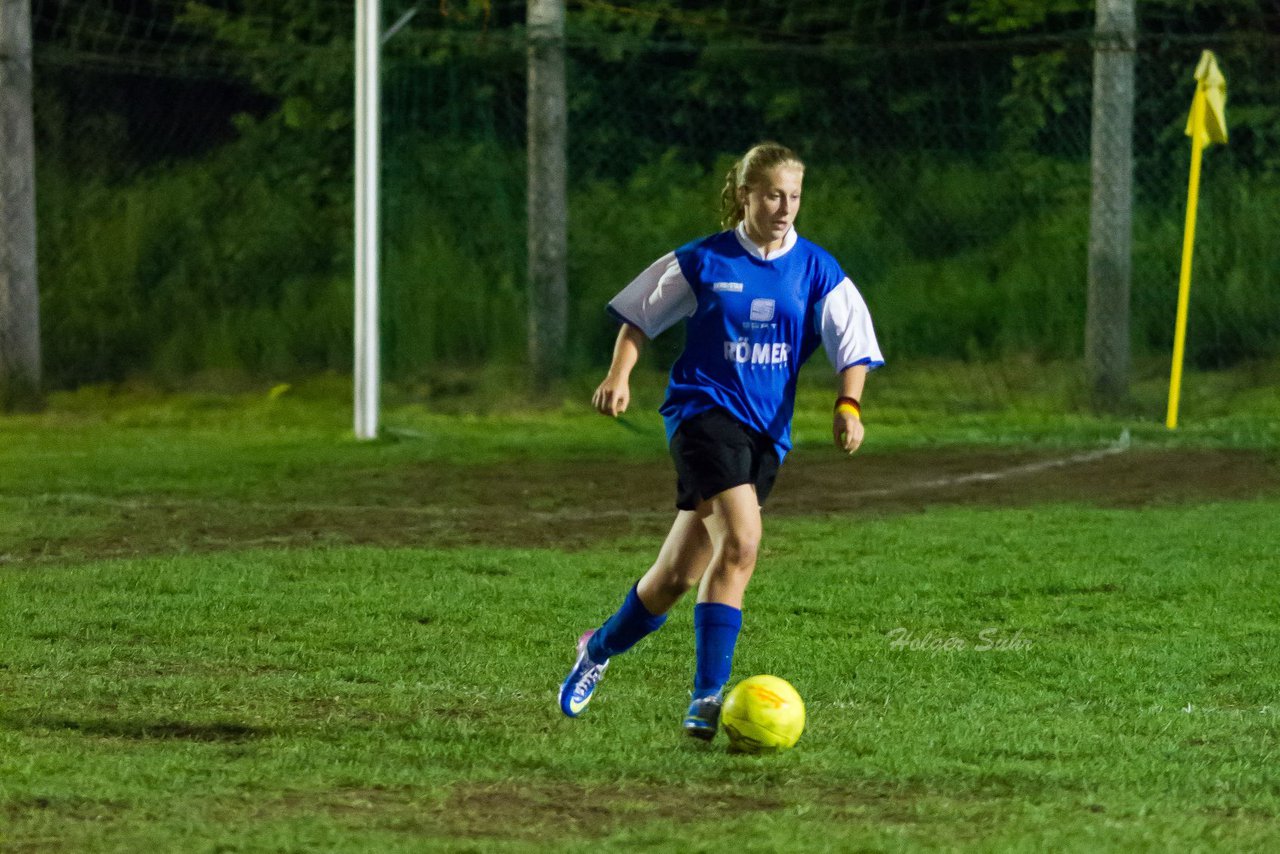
[721, 675, 805, 753]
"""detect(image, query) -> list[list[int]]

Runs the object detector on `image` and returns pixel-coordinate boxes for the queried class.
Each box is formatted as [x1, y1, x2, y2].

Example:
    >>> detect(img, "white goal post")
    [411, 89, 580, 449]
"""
[354, 0, 381, 440]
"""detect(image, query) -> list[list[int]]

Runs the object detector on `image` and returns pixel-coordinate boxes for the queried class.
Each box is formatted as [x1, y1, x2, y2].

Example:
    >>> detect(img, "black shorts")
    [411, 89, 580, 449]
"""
[669, 408, 781, 511]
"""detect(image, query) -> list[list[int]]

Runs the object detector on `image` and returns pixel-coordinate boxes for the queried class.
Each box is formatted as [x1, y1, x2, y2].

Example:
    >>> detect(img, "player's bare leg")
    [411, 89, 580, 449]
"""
[684, 484, 761, 739]
[696, 484, 762, 609]
[635, 510, 714, 615]
[560, 511, 710, 718]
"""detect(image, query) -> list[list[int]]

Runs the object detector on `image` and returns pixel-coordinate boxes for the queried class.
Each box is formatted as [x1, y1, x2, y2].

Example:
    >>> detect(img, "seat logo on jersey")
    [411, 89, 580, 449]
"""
[712, 281, 744, 293]
[724, 339, 791, 366]
[749, 298, 776, 322]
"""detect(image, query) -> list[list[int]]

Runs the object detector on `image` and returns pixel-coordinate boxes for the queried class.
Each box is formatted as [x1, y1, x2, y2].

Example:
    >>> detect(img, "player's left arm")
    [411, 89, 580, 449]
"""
[834, 365, 867, 454]
[815, 275, 884, 455]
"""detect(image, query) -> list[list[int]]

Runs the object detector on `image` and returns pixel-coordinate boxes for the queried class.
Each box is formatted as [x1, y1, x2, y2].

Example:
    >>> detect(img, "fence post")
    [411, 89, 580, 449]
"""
[0, 0, 41, 410]
[1086, 0, 1136, 412]
[527, 0, 568, 393]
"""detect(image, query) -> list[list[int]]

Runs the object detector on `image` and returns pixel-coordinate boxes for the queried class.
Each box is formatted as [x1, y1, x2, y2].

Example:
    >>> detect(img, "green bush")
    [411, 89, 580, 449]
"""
[1133, 172, 1280, 367]
[39, 123, 350, 387]
[381, 141, 527, 376]
[35, 136, 1280, 388]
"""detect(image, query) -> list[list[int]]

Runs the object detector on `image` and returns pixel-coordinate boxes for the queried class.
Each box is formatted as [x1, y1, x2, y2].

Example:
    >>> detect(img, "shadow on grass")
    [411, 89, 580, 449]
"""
[0, 712, 274, 742]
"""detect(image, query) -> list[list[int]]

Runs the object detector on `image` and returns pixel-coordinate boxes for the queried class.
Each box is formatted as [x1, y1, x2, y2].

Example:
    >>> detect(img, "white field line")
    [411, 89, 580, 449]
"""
[4, 433, 1131, 520]
[844, 430, 1131, 501]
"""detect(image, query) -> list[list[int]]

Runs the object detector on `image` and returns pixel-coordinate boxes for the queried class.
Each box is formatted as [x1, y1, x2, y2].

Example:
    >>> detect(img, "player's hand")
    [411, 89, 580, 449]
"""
[592, 375, 630, 417]
[834, 411, 864, 454]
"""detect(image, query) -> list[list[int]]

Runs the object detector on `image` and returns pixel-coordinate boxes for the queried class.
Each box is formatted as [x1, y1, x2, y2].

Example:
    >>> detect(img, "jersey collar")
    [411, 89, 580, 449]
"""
[734, 222, 797, 261]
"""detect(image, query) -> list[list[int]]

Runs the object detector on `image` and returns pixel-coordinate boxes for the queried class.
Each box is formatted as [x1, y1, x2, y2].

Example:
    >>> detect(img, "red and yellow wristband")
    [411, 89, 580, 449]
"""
[835, 396, 862, 420]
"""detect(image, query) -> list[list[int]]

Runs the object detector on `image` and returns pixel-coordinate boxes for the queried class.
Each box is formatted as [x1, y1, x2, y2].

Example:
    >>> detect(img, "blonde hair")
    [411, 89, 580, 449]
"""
[719, 142, 805, 229]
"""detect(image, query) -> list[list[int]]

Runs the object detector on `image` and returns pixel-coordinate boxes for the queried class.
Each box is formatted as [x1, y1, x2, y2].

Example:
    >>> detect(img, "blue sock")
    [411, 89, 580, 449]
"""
[693, 602, 743, 699]
[587, 583, 667, 661]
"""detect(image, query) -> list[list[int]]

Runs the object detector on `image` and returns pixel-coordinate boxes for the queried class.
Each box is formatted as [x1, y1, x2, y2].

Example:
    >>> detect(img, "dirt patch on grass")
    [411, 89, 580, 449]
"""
[250, 779, 998, 842]
[774, 447, 1280, 516]
[441, 780, 785, 840]
[258, 780, 787, 841]
[9, 447, 1278, 562]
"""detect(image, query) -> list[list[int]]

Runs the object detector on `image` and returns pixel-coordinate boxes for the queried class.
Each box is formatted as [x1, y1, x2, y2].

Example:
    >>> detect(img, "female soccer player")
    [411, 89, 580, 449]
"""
[558, 142, 883, 739]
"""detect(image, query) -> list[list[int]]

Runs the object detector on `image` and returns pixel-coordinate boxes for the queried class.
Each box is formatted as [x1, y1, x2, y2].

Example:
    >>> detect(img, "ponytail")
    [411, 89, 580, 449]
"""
[719, 163, 746, 229]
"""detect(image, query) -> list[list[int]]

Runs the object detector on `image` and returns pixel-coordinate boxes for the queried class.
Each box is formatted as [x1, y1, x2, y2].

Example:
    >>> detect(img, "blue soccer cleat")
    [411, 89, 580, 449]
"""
[559, 630, 609, 718]
[682, 691, 723, 741]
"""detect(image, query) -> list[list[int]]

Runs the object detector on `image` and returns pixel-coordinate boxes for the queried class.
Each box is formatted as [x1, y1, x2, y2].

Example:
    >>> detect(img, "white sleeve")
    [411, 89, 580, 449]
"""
[606, 252, 697, 340]
[817, 277, 885, 372]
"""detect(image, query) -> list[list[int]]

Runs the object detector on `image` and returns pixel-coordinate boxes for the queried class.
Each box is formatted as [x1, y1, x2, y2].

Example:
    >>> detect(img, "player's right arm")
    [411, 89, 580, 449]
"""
[594, 251, 697, 417]
[593, 323, 646, 416]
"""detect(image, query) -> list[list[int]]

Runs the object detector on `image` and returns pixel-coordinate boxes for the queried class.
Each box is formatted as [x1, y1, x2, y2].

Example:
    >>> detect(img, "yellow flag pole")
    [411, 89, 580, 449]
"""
[1167, 50, 1227, 430]
[1166, 88, 1206, 430]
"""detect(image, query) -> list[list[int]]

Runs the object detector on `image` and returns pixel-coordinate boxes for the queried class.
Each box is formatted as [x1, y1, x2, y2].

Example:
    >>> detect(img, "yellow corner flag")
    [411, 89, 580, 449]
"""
[1184, 51, 1229, 146]
[1167, 50, 1228, 430]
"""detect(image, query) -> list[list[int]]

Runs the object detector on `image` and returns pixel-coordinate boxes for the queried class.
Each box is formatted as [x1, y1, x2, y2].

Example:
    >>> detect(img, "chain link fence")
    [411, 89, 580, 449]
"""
[28, 0, 1280, 388]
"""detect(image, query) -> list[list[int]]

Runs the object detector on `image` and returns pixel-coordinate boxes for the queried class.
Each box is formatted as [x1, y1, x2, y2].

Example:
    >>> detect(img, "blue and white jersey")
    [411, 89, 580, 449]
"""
[608, 223, 884, 460]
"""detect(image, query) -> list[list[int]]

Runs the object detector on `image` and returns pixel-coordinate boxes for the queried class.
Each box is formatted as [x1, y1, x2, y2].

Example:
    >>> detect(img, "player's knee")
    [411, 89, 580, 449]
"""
[657, 571, 699, 599]
[649, 559, 701, 599]
[720, 530, 760, 573]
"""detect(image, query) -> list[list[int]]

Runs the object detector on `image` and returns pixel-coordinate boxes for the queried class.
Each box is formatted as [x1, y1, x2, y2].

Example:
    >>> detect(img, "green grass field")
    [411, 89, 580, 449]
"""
[3, 363, 1279, 851]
